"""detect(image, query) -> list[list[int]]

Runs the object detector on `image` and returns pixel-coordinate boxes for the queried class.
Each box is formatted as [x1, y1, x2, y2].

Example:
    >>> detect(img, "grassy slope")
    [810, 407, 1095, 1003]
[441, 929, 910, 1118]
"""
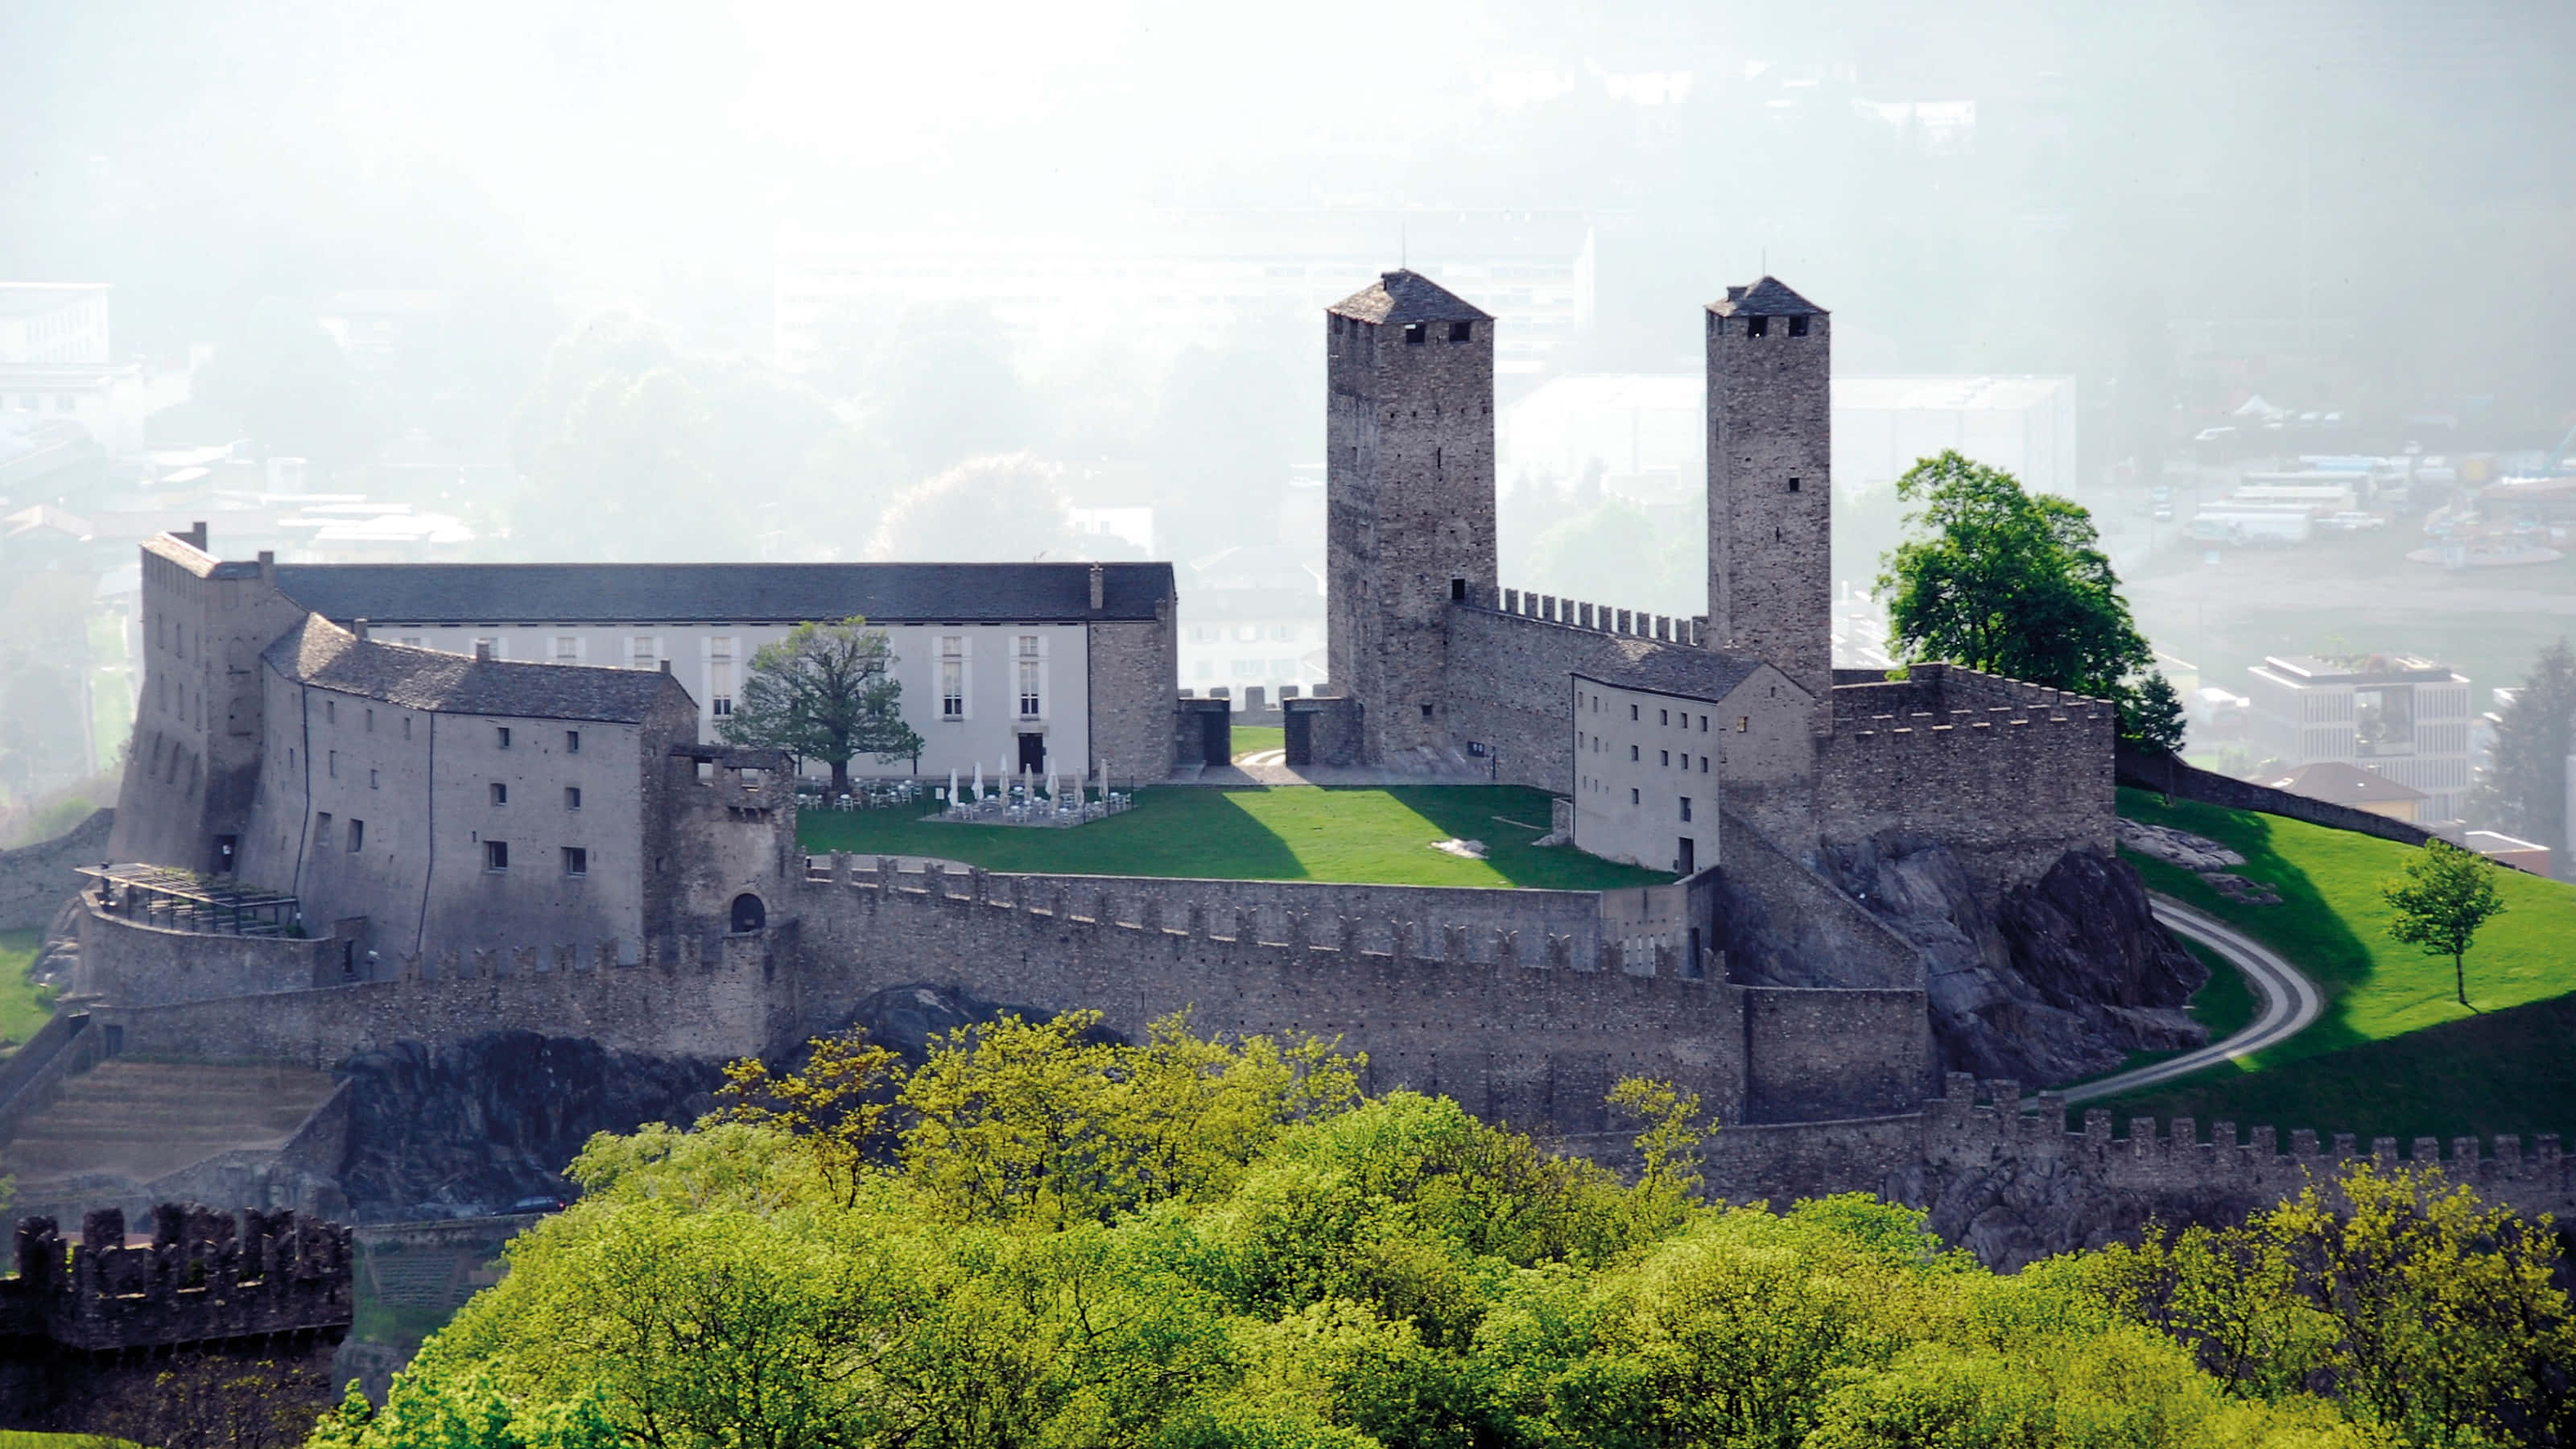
[798, 786, 1669, 891]
[1231, 724, 1285, 759]
[2103, 789, 2576, 1143]
[0, 930, 52, 1055]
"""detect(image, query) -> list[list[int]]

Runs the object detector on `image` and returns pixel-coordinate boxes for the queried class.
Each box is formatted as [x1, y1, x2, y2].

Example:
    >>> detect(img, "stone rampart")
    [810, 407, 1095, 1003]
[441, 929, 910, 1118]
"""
[1740, 987, 1934, 1122]
[1707, 810, 1924, 990]
[78, 902, 346, 1007]
[1816, 702, 2114, 887]
[0, 808, 111, 931]
[2114, 743, 2437, 849]
[2, 1203, 353, 1352]
[1444, 605, 1719, 794]
[1496, 586, 1702, 649]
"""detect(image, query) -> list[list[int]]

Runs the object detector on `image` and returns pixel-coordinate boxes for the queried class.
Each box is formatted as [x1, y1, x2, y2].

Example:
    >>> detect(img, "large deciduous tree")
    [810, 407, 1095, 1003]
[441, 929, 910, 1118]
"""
[2383, 838, 2508, 1008]
[1877, 450, 2183, 750]
[2471, 638, 2576, 867]
[718, 617, 923, 795]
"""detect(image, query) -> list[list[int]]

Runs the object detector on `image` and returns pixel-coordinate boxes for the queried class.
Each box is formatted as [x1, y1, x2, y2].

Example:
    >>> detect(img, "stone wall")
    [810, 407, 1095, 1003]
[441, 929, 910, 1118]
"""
[1817, 696, 2116, 887]
[79, 902, 347, 1007]
[1088, 610, 1179, 784]
[1739, 987, 1933, 1122]
[0, 808, 111, 931]
[1443, 605, 1713, 794]
[1707, 810, 1924, 990]
[2114, 742, 2436, 848]
[1706, 296, 1832, 714]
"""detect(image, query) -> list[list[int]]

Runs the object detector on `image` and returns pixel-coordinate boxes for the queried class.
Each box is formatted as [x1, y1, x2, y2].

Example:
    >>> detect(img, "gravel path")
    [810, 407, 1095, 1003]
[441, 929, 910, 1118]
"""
[2062, 895, 2326, 1104]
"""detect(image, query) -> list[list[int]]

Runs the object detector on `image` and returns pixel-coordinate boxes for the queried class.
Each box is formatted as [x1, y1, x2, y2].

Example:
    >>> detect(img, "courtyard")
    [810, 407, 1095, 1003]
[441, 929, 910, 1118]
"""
[794, 785, 1674, 890]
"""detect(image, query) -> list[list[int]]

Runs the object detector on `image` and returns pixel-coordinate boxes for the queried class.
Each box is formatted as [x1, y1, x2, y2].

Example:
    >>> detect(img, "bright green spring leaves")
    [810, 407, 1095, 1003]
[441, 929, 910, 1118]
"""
[315, 1015, 2508, 1449]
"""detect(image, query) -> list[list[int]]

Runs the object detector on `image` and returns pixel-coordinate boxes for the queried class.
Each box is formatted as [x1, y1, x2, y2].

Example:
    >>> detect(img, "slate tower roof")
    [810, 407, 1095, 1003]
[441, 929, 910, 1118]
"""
[1707, 276, 1827, 317]
[262, 614, 692, 723]
[1327, 270, 1492, 326]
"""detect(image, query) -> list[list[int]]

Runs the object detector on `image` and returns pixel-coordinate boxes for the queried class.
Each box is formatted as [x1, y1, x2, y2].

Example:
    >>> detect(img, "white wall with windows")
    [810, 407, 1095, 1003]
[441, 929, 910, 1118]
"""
[372, 620, 1093, 783]
[1568, 674, 1719, 874]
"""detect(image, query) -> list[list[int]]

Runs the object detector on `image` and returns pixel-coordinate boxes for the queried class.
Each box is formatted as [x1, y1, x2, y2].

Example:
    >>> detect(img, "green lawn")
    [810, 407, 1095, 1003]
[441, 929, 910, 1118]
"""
[1231, 724, 1284, 760]
[797, 786, 1669, 891]
[2099, 789, 2576, 1143]
[0, 930, 53, 1056]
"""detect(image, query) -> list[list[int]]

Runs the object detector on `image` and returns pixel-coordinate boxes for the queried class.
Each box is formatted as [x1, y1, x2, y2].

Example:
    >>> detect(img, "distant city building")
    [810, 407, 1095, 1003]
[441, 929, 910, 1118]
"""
[2257, 760, 2429, 823]
[0, 283, 186, 463]
[2246, 654, 2473, 822]
[1179, 545, 1323, 694]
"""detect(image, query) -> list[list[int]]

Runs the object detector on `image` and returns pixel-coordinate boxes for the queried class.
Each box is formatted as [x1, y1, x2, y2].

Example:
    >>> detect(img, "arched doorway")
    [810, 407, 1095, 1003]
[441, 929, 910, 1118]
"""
[729, 893, 766, 934]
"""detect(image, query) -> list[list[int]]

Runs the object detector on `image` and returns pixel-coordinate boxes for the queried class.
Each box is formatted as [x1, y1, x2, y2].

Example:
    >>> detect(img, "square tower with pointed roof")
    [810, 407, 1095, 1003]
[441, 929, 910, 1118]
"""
[1706, 278, 1831, 716]
[1325, 270, 1498, 763]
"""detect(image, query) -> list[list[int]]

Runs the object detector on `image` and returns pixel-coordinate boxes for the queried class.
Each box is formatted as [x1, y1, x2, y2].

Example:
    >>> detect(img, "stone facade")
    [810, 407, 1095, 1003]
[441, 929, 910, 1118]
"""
[1706, 282, 1832, 717]
[1327, 272, 1498, 764]
[1088, 610, 1180, 787]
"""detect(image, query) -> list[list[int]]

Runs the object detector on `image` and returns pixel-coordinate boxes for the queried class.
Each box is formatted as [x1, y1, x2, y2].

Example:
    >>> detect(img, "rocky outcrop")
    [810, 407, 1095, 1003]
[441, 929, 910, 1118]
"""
[1817, 833, 2206, 1085]
[334, 1033, 724, 1218]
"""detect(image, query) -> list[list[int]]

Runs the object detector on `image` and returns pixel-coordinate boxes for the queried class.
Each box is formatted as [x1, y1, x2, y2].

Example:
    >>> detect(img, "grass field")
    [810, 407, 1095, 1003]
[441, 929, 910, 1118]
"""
[0, 930, 52, 1056]
[2101, 788, 2576, 1142]
[797, 786, 1670, 890]
[1231, 724, 1284, 759]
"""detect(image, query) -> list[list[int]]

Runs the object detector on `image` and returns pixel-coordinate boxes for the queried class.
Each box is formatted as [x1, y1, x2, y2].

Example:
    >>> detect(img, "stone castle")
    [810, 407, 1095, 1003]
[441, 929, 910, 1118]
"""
[16, 269, 2567, 1249]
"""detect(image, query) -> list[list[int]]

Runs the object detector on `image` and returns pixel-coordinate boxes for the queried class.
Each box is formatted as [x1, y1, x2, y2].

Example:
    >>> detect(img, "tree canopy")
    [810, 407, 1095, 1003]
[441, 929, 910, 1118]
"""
[1877, 451, 2183, 750]
[2384, 839, 2509, 1008]
[718, 617, 923, 793]
[310, 1011, 2569, 1449]
[2471, 638, 2576, 866]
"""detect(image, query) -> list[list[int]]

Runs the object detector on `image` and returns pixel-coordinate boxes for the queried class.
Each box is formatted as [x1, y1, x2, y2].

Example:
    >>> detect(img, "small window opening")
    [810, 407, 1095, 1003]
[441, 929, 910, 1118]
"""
[485, 840, 510, 871]
[1788, 477, 1801, 493]
[1737, 716, 1749, 732]
[1448, 320, 1472, 342]
[1449, 576, 1467, 601]
[566, 729, 580, 753]
[1680, 798, 1693, 822]
[1789, 315, 1810, 336]
[1421, 702, 1435, 720]
[565, 786, 583, 810]
[490, 782, 508, 806]
[347, 819, 365, 852]
[1747, 316, 1768, 337]
[1630, 787, 1641, 804]
[1630, 704, 1640, 720]
[496, 726, 512, 749]
[563, 847, 588, 877]
[1402, 323, 1425, 345]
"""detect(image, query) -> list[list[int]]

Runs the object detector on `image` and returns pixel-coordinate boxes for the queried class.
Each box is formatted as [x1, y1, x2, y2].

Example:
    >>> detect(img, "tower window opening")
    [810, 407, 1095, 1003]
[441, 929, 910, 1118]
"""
[1747, 316, 1768, 337]
[1788, 477, 1801, 493]
[1790, 316, 1810, 336]
[1450, 576, 1467, 601]
[1402, 323, 1425, 345]
[1421, 702, 1434, 720]
[1448, 320, 1472, 342]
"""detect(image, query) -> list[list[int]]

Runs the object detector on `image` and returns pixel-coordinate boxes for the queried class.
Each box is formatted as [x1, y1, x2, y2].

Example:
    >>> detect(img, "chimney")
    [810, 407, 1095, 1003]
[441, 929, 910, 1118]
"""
[659, 659, 672, 675]
[256, 550, 276, 586]
[1088, 563, 1105, 611]
[473, 641, 492, 662]
[353, 617, 370, 642]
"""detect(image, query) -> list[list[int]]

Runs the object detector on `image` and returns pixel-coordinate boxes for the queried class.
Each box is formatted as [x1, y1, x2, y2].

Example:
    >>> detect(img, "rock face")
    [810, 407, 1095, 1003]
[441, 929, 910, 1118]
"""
[1893, 1154, 2275, 1272]
[1817, 833, 2207, 1085]
[335, 1033, 724, 1217]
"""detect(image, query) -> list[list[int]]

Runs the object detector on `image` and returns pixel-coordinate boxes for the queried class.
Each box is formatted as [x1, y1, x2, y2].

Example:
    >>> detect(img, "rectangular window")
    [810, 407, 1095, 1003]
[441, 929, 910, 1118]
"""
[562, 847, 588, 877]
[1660, 749, 1670, 766]
[369, 768, 380, 789]
[1679, 798, 1693, 822]
[348, 819, 365, 851]
[565, 786, 583, 810]
[401, 636, 423, 648]
[485, 840, 510, 871]
[1019, 659, 1041, 717]
[490, 782, 508, 806]
[328, 749, 339, 778]
[402, 716, 412, 740]
[565, 729, 580, 753]
[1402, 322, 1425, 345]
[1699, 715, 1707, 731]
[365, 708, 374, 732]
[1699, 756, 1710, 773]
[1736, 716, 1749, 732]
[555, 635, 580, 662]
[1448, 320, 1472, 342]
[1789, 315, 1810, 336]
[1630, 745, 1640, 762]
[315, 812, 332, 848]
[710, 658, 736, 716]
[628, 636, 656, 670]
[1630, 788, 1641, 805]
[942, 660, 964, 718]
[324, 699, 336, 724]
[1629, 704, 1640, 720]
[1748, 315, 1768, 337]
[497, 726, 512, 749]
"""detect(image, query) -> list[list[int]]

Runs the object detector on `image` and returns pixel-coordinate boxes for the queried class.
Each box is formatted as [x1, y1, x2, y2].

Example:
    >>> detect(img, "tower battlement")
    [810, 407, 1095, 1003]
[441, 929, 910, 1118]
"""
[2, 1203, 353, 1353]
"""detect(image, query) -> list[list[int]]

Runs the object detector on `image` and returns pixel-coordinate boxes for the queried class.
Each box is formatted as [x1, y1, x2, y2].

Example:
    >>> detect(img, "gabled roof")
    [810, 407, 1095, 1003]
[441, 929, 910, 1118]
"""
[2260, 761, 2426, 806]
[1707, 276, 1827, 318]
[1327, 270, 1492, 326]
[263, 614, 693, 724]
[270, 560, 1175, 626]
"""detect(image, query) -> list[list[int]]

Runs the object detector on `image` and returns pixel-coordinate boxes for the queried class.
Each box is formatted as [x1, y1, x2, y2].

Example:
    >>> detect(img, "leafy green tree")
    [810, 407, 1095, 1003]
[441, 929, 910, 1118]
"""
[2471, 638, 2576, 866]
[718, 616, 923, 795]
[708, 1030, 903, 1208]
[2383, 839, 2509, 1008]
[1877, 451, 2183, 750]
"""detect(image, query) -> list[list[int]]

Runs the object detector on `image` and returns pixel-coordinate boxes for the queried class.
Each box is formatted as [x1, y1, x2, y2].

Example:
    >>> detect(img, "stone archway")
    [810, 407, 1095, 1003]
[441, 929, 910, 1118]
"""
[729, 893, 766, 934]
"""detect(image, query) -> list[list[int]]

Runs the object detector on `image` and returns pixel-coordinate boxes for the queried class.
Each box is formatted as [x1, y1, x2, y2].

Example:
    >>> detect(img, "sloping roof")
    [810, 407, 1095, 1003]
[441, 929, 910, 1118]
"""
[270, 560, 1175, 626]
[263, 615, 692, 724]
[1572, 637, 1769, 704]
[1707, 276, 1827, 318]
[1327, 270, 1492, 326]
[2260, 761, 2426, 806]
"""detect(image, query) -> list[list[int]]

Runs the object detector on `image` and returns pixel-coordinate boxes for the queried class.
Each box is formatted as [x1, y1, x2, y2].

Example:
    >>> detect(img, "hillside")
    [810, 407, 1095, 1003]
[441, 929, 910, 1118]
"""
[2104, 788, 2576, 1141]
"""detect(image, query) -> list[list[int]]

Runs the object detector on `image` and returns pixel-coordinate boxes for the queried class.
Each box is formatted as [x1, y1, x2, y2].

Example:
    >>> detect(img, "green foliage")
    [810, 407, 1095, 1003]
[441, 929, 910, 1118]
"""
[2384, 840, 2508, 1008]
[1877, 451, 2182, 749]
[719, 616, 923, 792]
[325, 1015, 2441, 1449]
[2077, 1162, 2576, 1447]
[2470, 639, 2576, 861]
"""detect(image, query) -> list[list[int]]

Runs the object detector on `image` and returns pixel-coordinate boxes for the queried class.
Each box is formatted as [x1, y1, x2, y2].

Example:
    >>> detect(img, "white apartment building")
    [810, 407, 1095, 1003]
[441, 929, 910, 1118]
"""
[2245, 654, 2474, 821]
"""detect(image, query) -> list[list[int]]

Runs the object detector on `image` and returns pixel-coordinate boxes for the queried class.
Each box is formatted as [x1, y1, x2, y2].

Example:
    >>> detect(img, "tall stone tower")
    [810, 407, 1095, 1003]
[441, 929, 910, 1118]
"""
[1705, 277, 1831, 712]
[1326, 270, 1497, 763]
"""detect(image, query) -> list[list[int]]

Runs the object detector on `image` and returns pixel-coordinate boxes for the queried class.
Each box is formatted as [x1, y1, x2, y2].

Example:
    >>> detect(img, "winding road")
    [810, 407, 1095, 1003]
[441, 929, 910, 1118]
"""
[2060, 895, 2326, 1104]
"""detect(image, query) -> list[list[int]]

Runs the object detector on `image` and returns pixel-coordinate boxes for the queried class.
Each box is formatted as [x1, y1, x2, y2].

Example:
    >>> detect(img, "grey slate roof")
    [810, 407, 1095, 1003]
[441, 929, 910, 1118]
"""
[1573, 637, 1769, 704]
[263, 615, 692, 724]
[270, 560, 1175, 626]
[1328, 270, 1493, 326]
[1707, 276, 1827, 317]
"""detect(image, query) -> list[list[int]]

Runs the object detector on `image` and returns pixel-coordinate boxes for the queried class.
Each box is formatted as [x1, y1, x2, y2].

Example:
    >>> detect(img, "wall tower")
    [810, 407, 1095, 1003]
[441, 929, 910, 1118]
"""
[1705, 278, 1831, 714]
[1325, 270, 1497, 763]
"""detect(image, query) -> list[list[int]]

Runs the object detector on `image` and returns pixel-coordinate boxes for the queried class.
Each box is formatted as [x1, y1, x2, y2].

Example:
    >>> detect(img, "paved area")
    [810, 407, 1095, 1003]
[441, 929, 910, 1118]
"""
[2062, 895, 2325, 1104]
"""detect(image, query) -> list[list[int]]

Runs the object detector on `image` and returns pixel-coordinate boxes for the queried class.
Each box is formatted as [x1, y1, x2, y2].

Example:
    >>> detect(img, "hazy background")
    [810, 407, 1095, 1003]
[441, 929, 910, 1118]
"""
[3, 0, 2574, 836]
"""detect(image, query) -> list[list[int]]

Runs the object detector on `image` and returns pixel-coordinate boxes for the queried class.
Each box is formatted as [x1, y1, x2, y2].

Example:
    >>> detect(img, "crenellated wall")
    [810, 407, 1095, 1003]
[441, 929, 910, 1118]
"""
[1816, 687, 2116, 888]
[1, 1203, 353, 1352]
